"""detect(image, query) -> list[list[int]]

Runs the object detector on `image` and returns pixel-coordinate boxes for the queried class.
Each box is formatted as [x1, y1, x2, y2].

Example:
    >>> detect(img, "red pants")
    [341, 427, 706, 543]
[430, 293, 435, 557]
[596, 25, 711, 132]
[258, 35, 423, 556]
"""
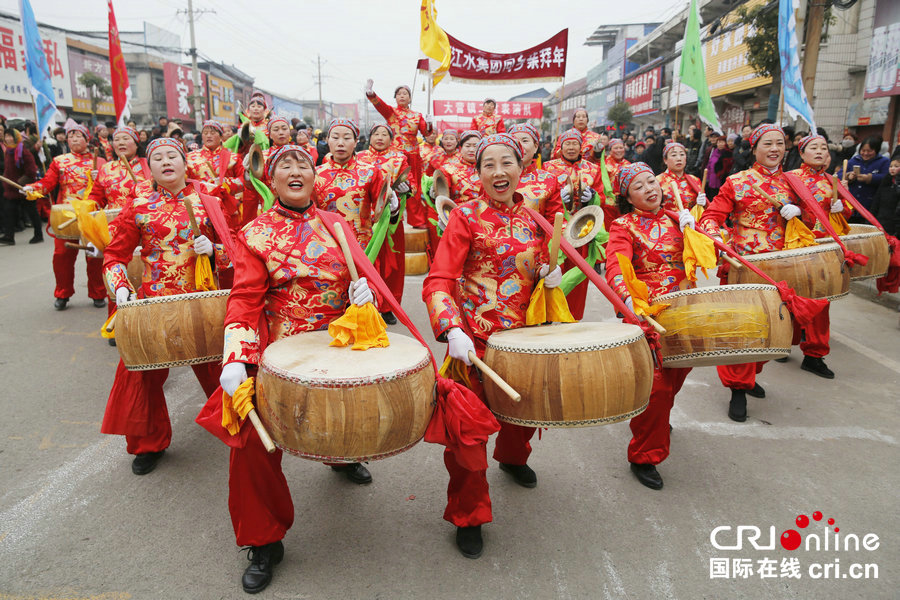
[717, 361, 765, 390]
[404, 151, 427, 228]
[101, 360, 221, 454]
[241, 185, 260, 226]
[53, 237, 106, 300]
[562, 243, 591, 320]
[791, 303, 830, 358]
[628, 367, 690, 465]
[441, 361, 536, 527]
[375, 221, 405, 305]
[229, 425, 295, 547]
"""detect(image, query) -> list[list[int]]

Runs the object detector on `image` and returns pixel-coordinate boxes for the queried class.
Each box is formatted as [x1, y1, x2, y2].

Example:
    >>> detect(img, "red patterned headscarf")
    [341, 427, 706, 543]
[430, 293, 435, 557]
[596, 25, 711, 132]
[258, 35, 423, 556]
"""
[267, 116, 290, 131]
[146, 137, 186, 160]
[327, 117, 360, 138]
[508, 123, 540, 142]
[558, 128, 582, 146]
[113, 126, 139, 144]
[458, 129, 482, 146]
[266, 144, 314, 181]
[798, 134, 826, 153]
[749, 123, 785, 148]
[65, 122, 90, 140]
[201, 120, 224, 134]
[663, 141, 685, 158]
[475, 133, 523, 163]
[369, 123, 394, 139]
[616, 162, 654, 197]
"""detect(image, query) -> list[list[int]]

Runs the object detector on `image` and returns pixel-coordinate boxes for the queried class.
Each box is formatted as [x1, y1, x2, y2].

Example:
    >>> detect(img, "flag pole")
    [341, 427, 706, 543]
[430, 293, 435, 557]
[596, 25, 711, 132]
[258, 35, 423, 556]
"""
[673, 76, 681, 135]
[427, 70, 433, 118]
[555, 75, 565, 139]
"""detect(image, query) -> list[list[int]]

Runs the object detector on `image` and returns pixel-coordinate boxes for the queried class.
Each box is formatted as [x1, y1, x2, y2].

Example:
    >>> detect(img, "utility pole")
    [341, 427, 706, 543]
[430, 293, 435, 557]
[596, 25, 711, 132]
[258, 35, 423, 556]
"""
[316, 54, 324, 128]
[179, 1, 215, 127]
[800, 1, 826, 107]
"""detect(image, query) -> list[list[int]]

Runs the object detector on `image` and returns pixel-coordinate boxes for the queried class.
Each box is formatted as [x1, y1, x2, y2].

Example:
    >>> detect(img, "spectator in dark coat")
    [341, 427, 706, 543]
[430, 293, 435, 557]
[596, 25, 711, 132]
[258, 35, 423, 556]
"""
[643, 133, 665, 174]
[870, 157, 900, 236]
[837, 136, 891, 218]
[1, 128, 41, 244]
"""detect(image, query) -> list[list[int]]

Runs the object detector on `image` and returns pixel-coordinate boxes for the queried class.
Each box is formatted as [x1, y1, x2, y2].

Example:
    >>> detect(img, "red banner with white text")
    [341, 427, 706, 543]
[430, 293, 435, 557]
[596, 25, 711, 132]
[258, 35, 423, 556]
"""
[433, 100, 543, 119]
[445, 29, 567, 84]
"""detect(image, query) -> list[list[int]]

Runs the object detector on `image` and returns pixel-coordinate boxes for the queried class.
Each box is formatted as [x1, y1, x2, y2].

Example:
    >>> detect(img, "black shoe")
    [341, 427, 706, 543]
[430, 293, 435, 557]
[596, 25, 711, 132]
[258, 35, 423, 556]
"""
[381, 311, 397, 325]
[54, 297, 69, 310]
[774, 356, 789, 363]
[93, 298, 106, 308]
[728, 390, 747, 423]
[801, 355, 834, 379]
[456, 526, 483, 559]
[29, 235, 43, 244]
[108, 338, 117, 347]
[241, 540, 284, 594]
[630, 462, 663, 490]
[330, 462, 372, 484]
[0, 236, 15, 245]
[498, 462, 537, 488]
[746, 383, 766, 398]
[131, 450, 165, 475]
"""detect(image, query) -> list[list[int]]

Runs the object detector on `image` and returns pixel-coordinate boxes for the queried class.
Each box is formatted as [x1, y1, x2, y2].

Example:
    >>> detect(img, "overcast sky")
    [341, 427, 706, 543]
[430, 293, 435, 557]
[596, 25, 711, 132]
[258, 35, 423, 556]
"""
[3, 0, 682, 112]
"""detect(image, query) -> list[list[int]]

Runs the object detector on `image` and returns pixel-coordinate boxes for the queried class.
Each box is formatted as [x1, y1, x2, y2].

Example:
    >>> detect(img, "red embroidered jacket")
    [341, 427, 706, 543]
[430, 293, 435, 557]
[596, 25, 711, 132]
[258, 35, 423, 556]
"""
[605, 156, 631, 196]
[33, 152, 106, 204]
[357, 147, 414, 195]
[103, 183, 231, 297]
[88, 157, 150, 210]
[699, 163, 800, 255]
[423, 192, 549, 346]
[606, 208, 692, 302]
[222, 203, 356, 366]
[550, 128, 601, 161]
[437, 158, 482, 203]
[789, 163, 854, 238]
[186, 146, 244, 194]
[657, 170, 703, 212]
[543, 157, 601, 206]
[420, 142, 439, 166]
[470, 113, 506, 135]
[367, 93, 428, 154]
[516, 163, 565, 220]
[314, 154, 384, 248]
[426, 149, 458, 176]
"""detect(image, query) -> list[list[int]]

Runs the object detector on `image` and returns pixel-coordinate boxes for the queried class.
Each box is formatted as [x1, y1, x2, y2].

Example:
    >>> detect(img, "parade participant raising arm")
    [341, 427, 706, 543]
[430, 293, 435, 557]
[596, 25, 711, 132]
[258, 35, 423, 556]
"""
[605, 163, 696, 490]
[423, 133, 562, 559]
[215, 145, 378, 594]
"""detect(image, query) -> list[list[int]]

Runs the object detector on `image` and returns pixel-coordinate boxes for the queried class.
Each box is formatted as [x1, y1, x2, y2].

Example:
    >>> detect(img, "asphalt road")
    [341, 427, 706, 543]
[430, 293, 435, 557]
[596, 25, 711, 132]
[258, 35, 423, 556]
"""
[1, 239, 897, 600]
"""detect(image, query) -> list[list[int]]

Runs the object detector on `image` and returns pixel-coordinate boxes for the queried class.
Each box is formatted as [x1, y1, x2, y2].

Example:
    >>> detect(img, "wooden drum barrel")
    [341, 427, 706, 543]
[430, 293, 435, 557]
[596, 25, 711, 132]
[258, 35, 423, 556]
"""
[817, 224, 889, 281]
[256, 331, 435, 462]
[654, 284, 792, 368]
[49, 204, 81, 240]
[482, 322, 652, 428]
[115, 290, 229, 370]
[726, 243, 849, 300]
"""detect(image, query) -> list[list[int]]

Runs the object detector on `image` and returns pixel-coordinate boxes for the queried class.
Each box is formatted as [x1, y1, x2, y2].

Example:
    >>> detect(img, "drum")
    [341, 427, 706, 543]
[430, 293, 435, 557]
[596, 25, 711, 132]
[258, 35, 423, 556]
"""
[404, 225, 428, 253]
[482, 322, 652, 428]
[49, 204, 80, 240]
[115, 289, 229, 370]
[726, 243, 849, 300]
[256, 331, 435, 462]
[405, 252, 429, 276]
[654, 284, 793, 368]
[817, 224, 889, 281]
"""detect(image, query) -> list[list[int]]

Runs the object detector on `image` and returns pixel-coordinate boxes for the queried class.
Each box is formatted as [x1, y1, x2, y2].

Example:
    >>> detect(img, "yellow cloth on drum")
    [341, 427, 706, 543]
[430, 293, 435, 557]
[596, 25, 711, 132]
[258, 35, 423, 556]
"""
[100, 311, 116, 339]
[77, 207, 112, 251]
[616, 253, 669, 317]
[194, 254, 217, 291]
[526, 280, 576, 325]
[784, 218, 817, 249]
[829, 212, 851, 236]
[222, 377, 256, 436]
[690, 203, 704, 221]
[439, 355, 472, 387]
[24, 189, 43, 201]
[681, 227, 717, 282]
[655, 304, 769, 341]
[328, 303, 390, 350]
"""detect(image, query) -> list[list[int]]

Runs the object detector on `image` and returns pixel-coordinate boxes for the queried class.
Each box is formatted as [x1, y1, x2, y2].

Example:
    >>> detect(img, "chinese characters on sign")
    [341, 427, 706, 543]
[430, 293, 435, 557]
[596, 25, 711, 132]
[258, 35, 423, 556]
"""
[163, 62, 207, 123]
[445, 29, 567, 83]
[68, 50, 115, 116]
[0, 14, 71, 107]
[207, 74, 234, 125]
[623, 67, 661, 116]
[432, 100, 543, 119]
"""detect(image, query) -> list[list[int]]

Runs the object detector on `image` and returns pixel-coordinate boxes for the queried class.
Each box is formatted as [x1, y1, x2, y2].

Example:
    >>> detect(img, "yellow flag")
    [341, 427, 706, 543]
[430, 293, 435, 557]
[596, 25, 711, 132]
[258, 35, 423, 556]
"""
[420, 0, 451, 86]
[328, 303, 390, 351]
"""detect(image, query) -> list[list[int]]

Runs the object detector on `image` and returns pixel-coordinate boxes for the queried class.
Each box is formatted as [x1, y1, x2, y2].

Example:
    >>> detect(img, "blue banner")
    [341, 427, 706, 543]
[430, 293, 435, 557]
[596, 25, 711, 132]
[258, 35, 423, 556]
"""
[272, 97, 303, 122]
[18, 0, 58, 139]
[778, 0, 816, 130]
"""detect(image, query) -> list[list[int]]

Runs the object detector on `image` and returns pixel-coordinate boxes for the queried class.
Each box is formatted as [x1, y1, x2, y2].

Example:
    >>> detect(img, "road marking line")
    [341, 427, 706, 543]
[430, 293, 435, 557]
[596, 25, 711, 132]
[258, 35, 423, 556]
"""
[830, 329, 900, 375]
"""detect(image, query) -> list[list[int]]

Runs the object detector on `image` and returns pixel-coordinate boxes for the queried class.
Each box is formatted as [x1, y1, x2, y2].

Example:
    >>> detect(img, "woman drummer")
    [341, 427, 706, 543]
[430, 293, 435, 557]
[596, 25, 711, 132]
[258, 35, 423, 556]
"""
[212, 144, 378, 593]
[605, 163, 696, 490]
[432, 129, 482, 204]
[698, 123, 804, 422]
[423, 133, 562, 559]
[365, 79, 432, 228]
[657, 141, 707, 212]
[550, 108, 601, 162]
[100, 137, 232, 475]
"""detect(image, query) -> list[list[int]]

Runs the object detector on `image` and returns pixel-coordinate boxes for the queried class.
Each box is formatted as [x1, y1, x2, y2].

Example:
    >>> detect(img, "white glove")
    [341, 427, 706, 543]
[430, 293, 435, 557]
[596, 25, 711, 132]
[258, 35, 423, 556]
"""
[678, 209, 695, 231]
[580, 187, 594, 204]
[394, 181, 411, 195]
[220, 362, 248, 397]
[624, 296, 634, 313]
[560, 186, 572, 204]
[539, 264, 562, 289]
[365, 78, 374, 95]
[446, 327, 475, 366]
[696, 192, 708, 207]
[780, 203, 802, 221]
[830, 198, 844, 213]
[242, 153, 251, 170]
[115, 287, 133, 305]
[85, 241, 102, 259]
[425, 114, 434, 127]
[348, 277, 374, 306]
[91, 169, 99, 181]
[428, 184, 437, 199]
[194, 234, 214, 256]
[389, 189, 400, 214]
[20, 185, 34, 196]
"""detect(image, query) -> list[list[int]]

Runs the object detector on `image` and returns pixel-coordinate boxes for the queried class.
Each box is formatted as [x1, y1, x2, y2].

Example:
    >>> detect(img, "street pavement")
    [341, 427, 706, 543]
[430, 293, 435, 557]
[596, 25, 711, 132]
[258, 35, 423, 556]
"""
[0, 239, 897, 600]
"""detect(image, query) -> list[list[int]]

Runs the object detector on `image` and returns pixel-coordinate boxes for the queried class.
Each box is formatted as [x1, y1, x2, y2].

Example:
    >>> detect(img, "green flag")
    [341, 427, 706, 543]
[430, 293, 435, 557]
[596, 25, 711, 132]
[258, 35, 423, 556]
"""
[679, 0, 721, 131]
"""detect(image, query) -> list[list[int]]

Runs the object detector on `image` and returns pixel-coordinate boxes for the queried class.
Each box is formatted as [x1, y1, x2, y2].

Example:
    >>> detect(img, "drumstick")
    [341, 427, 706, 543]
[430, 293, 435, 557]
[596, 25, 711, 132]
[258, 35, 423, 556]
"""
[0, 175, 26, 191]
[842, 159, 848, 184]
[182, 198, 202, 237]
[332, 223, 359, 282]
[721, 253, 743, 269]
[105, 313, 116, 333]
[830, 174, 840, 202]
[751, 183, 783, 208]
[468, 351, 521, 403]
[58, 216, 78, 230]
[247, 409, 276, 453]
[118, 154, 138, 184]
[670, 182, 685, 212]
[643, 315, 667, 336]
[700, 167, 708, 191]
[548, 212, 563, 264]
[92, 147, 98, 170]
[65, 242, 91, 250]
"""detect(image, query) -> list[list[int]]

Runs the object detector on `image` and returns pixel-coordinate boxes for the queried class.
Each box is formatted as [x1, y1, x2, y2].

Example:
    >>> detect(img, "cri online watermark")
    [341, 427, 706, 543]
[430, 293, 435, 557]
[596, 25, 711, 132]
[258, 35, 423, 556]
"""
[708, 511, 879, 580]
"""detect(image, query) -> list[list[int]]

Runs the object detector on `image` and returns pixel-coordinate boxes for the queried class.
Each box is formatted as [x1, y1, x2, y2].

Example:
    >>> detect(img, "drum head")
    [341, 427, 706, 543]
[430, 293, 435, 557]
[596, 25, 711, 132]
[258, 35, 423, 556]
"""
[486, 322, 644, 354]
[262, 331, 430, 385]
